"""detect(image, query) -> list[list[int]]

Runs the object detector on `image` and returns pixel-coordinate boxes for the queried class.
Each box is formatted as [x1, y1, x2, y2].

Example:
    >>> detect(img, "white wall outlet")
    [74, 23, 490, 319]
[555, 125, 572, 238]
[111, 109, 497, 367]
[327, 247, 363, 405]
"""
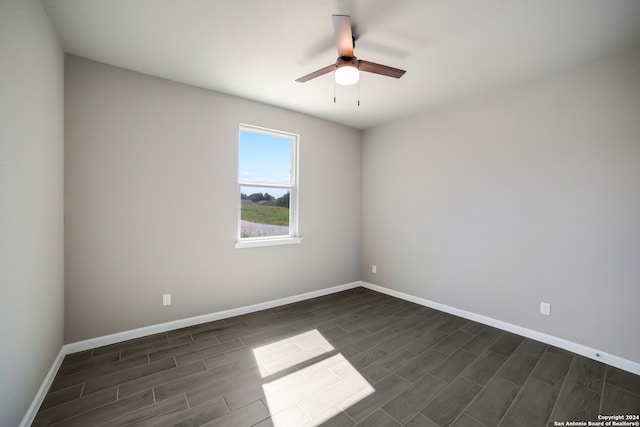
[540, 302, 550, 316]
[163, 294, 171, 306]
[372, 265, 377, 274]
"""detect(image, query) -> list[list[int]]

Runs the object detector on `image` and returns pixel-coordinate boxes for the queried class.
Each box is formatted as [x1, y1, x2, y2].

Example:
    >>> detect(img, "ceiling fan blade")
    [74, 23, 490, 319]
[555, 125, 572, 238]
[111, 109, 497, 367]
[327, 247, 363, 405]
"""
[358, 60, 406, 79]
[332, 15, 354, 57]
[295, 64, 336, 83]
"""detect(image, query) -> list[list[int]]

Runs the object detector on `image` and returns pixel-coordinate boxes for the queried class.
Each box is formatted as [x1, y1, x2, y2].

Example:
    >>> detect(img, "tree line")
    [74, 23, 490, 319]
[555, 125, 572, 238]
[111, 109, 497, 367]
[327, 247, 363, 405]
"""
[241, 191, 290, 208]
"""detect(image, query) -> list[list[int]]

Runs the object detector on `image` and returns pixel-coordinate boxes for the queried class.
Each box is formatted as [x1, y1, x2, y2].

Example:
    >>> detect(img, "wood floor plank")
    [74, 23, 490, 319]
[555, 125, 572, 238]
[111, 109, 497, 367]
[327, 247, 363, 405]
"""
[200, 400, 270, 427]
[328, 311, 379, 332]
[600, 383, 640, 414]
[421, 377, 482, 426]
[312, 410, 356, 427]
[387, 313, 431, 334]
[361, 349, 416, 383]
[350, 328, 396, 353]
[83, 357, 176, 395]
[430, 349, 477, 383]
[531, 350, 572, 389]
[33, 387, 117, 427]
[498, 415, 527, 427]
[435, 317, 468, 335]
[414, 313, 454, 334]
[97, 394, 189, 427]
[153, 361, 239, 402]
[461, 330, 500, 356]
[50, 354, 149, 392]
[119, 334, 194, 360]
[548, 383, 600, 423]
[403, 330, 448, 355]
[60, 349, 92, 366]
[219, 379, 267, 411]
[51, 389, 154, 427]
[173, 338, 245, 366]
[165, 319, 227, 339]
[547, 346, 574, 358]
[606, 366, 640, 395]
[204, 346, 256, 371]
[118, 359, 207, 398]
[382, 373, 447, 425]
[345, 373, 410, 423]
[462, 350, 508, 386]
[565, 355, 605, 393]
[92, 333, 169, 357]
[464, 376, 520, 426]
[516, 339, 547, 357]
[209, 321, 272, 343]
[329, 328, 371, 350]
[240, 325, 300, 347]
[296, 371, 374, 421]
[57, 352, 121, 377]
[396, 348, 448, 383]
[321, 326, 349, 340]
[149, 396, 229, 427]
[506, 378, 559, 427]
[259, 365, 345, 415]
[39, 384, 83, 411]
[451, 413, 485, 427]
[431, 330, 474, 355]
[496, 349, 540, 386]
[364, 314, 404, 333]
[351, 347, 388, 369]
[489, 334, 525, 358]
[148, 336, 239, 363]
[460, 321, 485, 335]
[378, 330, 423, 354]
[185, 366, 263, 408]
[405, 413, 439, 426]
[358, 409, 401, 426]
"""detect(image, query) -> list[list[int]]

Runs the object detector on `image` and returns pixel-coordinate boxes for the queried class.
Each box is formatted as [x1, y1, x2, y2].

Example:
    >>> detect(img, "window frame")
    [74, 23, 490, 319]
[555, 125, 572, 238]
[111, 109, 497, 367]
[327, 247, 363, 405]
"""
[235, 124, 301, 249]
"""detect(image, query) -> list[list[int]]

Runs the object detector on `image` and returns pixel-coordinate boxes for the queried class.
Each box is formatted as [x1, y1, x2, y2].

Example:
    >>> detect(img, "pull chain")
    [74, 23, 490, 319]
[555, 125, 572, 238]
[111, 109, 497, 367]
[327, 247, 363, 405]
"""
[333, 78, 336, 103]
[357, 79, 360, 107]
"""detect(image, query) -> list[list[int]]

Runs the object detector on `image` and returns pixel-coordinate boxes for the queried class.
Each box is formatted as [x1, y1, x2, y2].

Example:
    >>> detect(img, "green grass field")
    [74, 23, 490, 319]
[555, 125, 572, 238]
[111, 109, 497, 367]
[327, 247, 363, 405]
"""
[241, 204, 289, 226]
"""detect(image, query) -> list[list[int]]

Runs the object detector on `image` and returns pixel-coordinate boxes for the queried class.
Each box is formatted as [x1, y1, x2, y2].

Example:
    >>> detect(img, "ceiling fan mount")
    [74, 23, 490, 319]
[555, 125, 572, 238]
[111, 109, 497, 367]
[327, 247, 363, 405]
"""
[296, 15, 406, 85]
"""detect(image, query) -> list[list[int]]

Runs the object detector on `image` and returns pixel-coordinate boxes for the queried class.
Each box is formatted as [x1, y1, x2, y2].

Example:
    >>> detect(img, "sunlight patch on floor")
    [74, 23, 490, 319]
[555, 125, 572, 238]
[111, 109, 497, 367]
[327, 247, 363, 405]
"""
[252, 330, 375, 426]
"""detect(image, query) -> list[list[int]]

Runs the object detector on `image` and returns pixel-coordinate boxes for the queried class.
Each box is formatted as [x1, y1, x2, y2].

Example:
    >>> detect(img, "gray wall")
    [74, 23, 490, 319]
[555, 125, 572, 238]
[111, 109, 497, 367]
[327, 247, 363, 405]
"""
[64, 56, 362, 343]
[361, 48, 640, 364]
[0, 0, 65, 425]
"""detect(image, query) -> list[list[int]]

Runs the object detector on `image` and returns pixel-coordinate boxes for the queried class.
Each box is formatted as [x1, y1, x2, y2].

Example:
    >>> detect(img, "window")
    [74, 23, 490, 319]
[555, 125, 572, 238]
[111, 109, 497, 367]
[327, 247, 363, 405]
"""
[236, 124, 300, 248]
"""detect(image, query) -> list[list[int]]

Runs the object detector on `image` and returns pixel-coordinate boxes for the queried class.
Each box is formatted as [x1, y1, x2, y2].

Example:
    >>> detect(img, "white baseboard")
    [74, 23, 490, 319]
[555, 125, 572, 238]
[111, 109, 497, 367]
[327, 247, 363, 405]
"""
[19, 347, 66, 427]
[359, 281, 640, 376]
[66, 281, 361, 355]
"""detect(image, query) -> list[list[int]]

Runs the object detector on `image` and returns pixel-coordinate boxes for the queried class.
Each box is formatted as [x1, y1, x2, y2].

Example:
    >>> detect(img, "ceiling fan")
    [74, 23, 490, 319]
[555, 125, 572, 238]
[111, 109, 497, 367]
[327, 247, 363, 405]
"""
[296, 15, 406, 86]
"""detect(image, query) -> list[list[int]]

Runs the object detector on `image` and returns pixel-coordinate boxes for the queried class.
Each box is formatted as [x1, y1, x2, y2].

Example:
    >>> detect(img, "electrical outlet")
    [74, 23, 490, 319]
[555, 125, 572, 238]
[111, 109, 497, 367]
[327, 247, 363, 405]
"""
[163, 294, 171, 306]
[540, 302, 550, 316]
[372, 265, 377, 274]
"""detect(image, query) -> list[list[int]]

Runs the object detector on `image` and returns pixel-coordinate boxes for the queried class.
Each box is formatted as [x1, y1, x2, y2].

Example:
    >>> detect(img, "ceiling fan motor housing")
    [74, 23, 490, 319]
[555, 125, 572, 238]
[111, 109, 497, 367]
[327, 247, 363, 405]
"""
[336, 56, 358, 68]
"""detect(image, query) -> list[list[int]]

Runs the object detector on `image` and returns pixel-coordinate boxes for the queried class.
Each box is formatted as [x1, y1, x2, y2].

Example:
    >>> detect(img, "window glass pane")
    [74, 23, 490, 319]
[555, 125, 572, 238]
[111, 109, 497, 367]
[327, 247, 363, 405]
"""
[239, 131, 291, 185]
[240, 186, 290, 238]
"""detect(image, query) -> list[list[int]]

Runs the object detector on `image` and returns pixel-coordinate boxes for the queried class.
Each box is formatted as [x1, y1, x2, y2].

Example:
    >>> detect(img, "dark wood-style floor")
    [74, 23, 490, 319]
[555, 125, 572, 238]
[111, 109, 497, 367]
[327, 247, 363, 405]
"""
[34, 287, 640, 426]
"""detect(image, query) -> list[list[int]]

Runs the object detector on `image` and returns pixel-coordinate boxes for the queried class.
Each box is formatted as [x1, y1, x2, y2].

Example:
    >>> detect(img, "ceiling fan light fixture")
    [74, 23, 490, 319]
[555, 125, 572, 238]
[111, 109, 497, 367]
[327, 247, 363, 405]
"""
[335, 65, 359, 85]
[335, 57, 359, 85]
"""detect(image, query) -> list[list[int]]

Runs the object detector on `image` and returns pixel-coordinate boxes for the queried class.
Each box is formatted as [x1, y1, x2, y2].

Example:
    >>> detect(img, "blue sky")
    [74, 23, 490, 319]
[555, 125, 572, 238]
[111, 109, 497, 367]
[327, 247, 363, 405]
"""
[239, 129, 292, 198]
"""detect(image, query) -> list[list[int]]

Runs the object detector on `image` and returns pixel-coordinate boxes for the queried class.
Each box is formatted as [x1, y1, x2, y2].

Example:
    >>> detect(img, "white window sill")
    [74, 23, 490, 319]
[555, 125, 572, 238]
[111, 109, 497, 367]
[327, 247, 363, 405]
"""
[235, 237, 302, 249]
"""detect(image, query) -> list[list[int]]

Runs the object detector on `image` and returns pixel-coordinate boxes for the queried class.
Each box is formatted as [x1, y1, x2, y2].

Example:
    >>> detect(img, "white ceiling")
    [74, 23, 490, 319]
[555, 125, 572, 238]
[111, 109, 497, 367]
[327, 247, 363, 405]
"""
[42, 0, 640, 129]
